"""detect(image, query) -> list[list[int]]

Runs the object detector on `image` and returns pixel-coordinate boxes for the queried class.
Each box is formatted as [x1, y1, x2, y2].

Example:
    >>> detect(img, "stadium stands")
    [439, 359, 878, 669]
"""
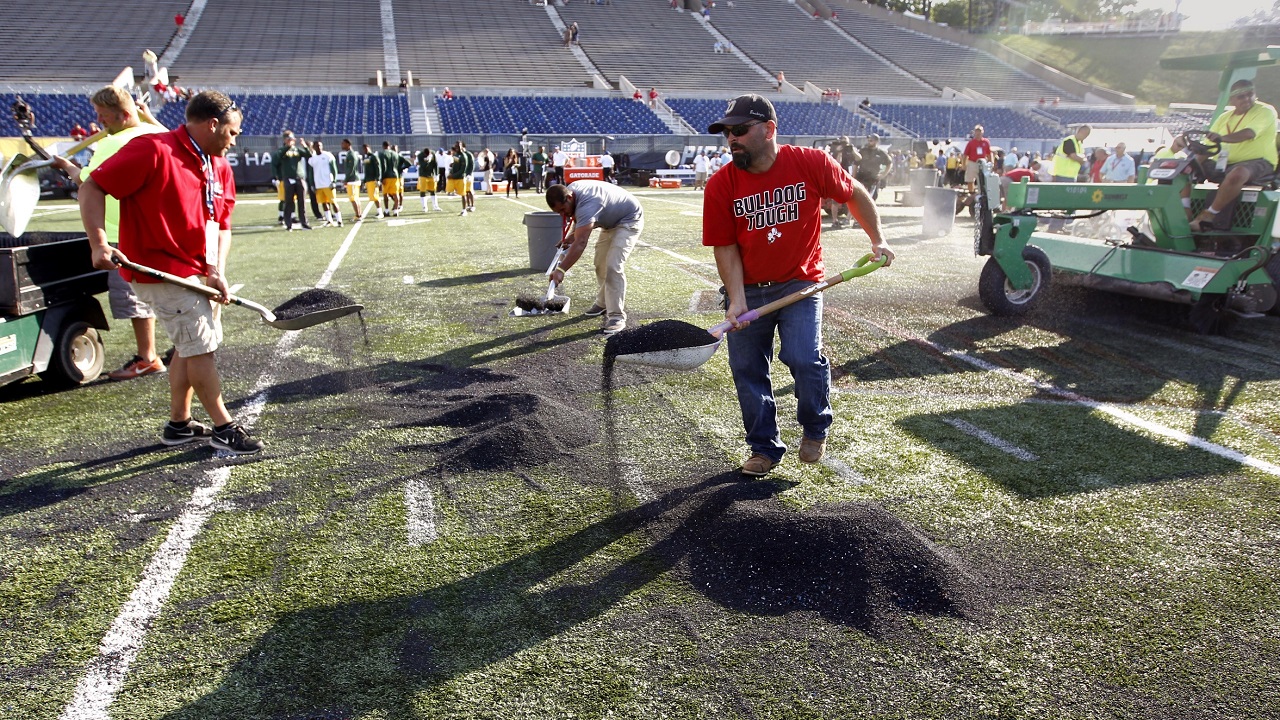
[708, 0, 935, 98]
[1, 95, 98, 138]
[437, 95, 670, 135]
[148, 95, 412, 136]
[667, 98, 886, 137]
[832, 5, 1070, 102]
[868, 102, 1062, 140]
[557, 0, 773, 92]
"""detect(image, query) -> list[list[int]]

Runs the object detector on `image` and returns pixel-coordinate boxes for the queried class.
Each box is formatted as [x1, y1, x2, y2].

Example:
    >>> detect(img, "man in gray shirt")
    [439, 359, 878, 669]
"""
[545, 180, 644, 335]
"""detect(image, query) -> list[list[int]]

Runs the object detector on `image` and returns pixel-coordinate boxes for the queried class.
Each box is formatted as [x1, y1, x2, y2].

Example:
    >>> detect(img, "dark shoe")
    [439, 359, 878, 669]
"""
[108, 355, 166, 381]
[211, 422, 265, 455]
[602, 317, 626, 335]
[741, 453, 776, 477]
[162, 419, 213, 446]
[299, 224, 314, 230]
[161, 347, 176, 366]
[582, 304, 606, 317]
[799, 436, 826, 464]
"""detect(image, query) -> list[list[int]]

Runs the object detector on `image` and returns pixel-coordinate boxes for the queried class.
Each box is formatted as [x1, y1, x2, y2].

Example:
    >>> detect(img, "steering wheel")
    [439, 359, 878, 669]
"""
[1184, 129, 1221, 158]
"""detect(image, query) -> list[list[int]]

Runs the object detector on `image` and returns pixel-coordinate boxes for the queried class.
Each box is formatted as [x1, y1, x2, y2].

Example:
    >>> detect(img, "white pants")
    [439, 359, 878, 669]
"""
[592, 220, 643, 320]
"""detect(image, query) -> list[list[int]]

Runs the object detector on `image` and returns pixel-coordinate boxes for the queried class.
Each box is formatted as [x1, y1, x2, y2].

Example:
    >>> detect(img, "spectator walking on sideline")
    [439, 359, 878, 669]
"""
[532, 145, 549, 192]
[855, 134, 892, 201]
[701, 94, 892, 477]
[308, 141, 341, 226]
[418, 147, 442, 211]
[1052, 125, 1090, 182]
[694, 150, 710, 190]
[361, 143, 384, 218]
[776, 70, 785, 91]
[546, 181, 644, 335]
[479, 147, 496, 194]
[552, 145, 568, 185]
[1191, 79, 1278, 232]
[599, 151, 615, 183]
[963, 125, 991, 194]
[78, 90, 263, 455]
[52, 85, 169, 381]
[340, 139, 362, 219]
[504, 148, 521, 197]
[271, 130, 312, 231]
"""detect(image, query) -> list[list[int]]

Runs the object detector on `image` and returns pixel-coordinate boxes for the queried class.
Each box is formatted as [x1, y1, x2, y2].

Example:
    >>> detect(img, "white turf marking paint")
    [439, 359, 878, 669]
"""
[502, 197, 544, 212]
[57, 468, 230, 720]
[385, 218, 432, 227]
[637, 195, 703, 209]
[403, 275, 414, 284]
[635, 240, 712, 267]
[871, 320, 1280, 478]
[227, 283, 244, 294]
[941, 417, 1039, 462]
[59, 207, 367, 720]
[29, 206, 80, 217]
[823, 456, 870, 484]
[620, 458, 654, 502]
[680, 210, 704, 217]
[688, 291, 703, 314]
[405, 476, 438, 545]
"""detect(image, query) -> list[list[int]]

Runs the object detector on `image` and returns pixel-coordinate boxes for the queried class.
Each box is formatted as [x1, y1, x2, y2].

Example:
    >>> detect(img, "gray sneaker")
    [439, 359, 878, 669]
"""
[161, 419, 213, 446]
[582, 304, 606, 317]
[602, 317, 626, 335]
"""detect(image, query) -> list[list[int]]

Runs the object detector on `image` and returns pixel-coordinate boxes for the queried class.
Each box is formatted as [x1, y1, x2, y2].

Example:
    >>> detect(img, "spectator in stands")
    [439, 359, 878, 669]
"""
[713, 40, 724, 53]
[174, 12, 184, 27]
[272, 131, 313, 231]
[1191, 79, 1278, 232]
[563, 26, 572, 47]
[479, 147, 496, 195]
[545, 180, 645, 336]
[648, 87, 660, 108]
[70, 122, 88, 141]
[360, 143, 384, 219]
[1098, 143, 1135, 183]
[532, 146, 549, 192]
[308, 141, 341, 226]
[962, 124, 991, 194]
[694, 150, 710, 190]
[599, 151, 616, 183]
[703, 4, 710, 18]
[570, 21, 580, 45]
[633, 89, 643, 102]
[504, 148, 521, 197]
[340, 139, 363, 219]
[775, 71, 785, 92]
[442, 87, 454, 101]
[855, 134, 892, 201]
[419, 147, 441, 211]
[80, 90, 263, 455]
[702, 93, 892, 477]
[53, 85, 169, 382]
[1052, 125, 1090, 182]
[141, 49, 159, 87]
[553, 145, 569, 184]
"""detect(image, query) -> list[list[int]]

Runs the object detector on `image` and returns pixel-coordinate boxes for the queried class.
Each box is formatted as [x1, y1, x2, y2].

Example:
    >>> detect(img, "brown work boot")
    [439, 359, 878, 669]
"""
[798, 436, 826, 464]
[740, 453, 776, 477]
[108, 355, 166, 381]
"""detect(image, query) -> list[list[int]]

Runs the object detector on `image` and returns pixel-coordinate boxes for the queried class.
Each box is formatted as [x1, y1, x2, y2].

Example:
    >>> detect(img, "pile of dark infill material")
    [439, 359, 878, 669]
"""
[414, 392, 597, 473]
[601, 319, 715, 391]
[513, 292, 567, 314]
[272, 288, 361, 321]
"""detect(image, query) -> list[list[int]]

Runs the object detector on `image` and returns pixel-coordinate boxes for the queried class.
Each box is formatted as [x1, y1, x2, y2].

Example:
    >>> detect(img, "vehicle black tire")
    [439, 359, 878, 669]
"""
[978, 246, 1051, 316]
[1266, 252, 1280, 316]
[39, 321, 105, 385]
[1188, 294, 1237, 335]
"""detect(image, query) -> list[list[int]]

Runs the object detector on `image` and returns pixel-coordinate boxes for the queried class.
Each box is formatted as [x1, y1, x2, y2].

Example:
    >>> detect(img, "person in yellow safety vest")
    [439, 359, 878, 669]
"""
[1190, 79, 1279, 232]
[1052, 125, 1091, 182]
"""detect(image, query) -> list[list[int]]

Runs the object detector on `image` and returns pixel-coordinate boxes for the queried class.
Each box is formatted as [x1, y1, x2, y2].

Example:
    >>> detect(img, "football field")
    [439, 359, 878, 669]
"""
[3, 186, 1279, 719]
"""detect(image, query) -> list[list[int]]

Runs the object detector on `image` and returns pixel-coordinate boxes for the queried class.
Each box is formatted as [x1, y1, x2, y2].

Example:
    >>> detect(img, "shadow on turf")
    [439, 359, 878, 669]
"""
[418, 267, 533, 288]
[158, 474, 975, 719]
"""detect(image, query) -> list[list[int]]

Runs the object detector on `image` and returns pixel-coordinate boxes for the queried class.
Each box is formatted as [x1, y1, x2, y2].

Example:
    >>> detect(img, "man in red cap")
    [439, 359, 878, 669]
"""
[702, 94, 894, 477]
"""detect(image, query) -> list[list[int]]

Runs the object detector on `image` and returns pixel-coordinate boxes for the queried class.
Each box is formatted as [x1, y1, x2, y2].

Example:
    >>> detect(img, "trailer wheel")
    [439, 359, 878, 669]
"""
[978, 246, 1051, 316]
[1188, 294, 1237, 335]
[39, 321, 105, 385]
[1266, 252, 1280, 316]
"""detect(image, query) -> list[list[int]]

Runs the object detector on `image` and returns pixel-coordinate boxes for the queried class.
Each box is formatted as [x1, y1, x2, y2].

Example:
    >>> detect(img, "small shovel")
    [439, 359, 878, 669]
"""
[614, 253, 886, 371]
[0, 130, 110, 237]
[116, 258, 363, 331]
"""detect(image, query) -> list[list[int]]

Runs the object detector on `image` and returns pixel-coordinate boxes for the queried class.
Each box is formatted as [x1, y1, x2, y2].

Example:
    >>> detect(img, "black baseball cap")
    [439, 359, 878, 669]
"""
[708, 94, 777, 134]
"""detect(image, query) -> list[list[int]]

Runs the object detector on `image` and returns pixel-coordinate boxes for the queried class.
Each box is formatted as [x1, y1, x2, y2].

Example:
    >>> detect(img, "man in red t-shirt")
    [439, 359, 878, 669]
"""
[963, 124, 991, 195]
[702, 94, 893, 477]
[79, 90, 263, 455]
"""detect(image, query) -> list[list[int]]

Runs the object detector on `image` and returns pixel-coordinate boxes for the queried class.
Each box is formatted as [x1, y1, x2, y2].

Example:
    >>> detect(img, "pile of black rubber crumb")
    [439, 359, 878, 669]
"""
[420, 392, 596, 472]
[603, 319, 714, 360]
[272, 288, 359, 320]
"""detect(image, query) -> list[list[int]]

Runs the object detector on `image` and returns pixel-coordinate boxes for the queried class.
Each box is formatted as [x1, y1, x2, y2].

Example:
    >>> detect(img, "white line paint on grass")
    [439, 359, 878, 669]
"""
[58, 206, 368, 720]
[620, 458, 654, 502]
[870, 320, 1280, 478]
[823, 456, 870, 484]
[638, 195, 703, 209]
[635, 240, 712, 267]
[941, 417, 1039, 462]
[503, 196, 544, 212]
[228, 283, 244, 294]
[405, 476, 438, 545]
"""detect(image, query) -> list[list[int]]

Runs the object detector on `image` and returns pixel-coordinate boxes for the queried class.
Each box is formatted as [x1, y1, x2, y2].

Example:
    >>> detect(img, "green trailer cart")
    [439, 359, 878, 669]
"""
[975, 47, 1280, 334]
[0, 233, 109, 388]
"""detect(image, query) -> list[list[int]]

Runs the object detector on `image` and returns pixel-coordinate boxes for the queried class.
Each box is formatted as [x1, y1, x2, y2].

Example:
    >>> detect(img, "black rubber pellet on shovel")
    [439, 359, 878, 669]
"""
[603, 319, 715, 359]
[272, 288, 359, 320]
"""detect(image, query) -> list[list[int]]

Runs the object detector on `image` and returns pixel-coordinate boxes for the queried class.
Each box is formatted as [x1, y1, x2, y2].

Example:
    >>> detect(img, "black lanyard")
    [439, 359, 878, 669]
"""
[187, 131, 216, 221]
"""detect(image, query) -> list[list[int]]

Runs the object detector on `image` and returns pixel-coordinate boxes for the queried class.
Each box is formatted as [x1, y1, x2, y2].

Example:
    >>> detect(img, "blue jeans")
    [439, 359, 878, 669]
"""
[725, 279, 832, 463]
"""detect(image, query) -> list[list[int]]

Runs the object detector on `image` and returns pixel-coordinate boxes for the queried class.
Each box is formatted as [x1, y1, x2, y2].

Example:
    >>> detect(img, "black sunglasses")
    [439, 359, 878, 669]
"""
[723, 121, 762, 138]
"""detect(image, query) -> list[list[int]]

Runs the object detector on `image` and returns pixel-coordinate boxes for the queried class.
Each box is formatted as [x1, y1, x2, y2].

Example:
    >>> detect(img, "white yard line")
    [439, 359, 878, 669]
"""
[58, 207, 369, 720]
[823, 455, 870, 484]
[405, 476, 438, 545]
[869, 319, 1280, 478]
[227, 283, 244, 294]
[940, 417, 1039, 462]
[634, 194, 704, 209]
[620, 458, 654, 502]
[635, 240, 712, 267]
[502, 196, 544, 212]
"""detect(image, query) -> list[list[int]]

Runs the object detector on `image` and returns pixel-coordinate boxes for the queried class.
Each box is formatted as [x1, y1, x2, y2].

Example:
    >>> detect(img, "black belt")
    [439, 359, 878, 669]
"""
[745, 280, 778, 288]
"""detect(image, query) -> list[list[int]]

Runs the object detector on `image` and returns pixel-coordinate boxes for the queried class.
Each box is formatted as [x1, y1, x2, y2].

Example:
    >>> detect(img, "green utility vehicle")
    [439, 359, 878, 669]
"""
[975, 47, 1280, 334]
[0, 233, 109, 388]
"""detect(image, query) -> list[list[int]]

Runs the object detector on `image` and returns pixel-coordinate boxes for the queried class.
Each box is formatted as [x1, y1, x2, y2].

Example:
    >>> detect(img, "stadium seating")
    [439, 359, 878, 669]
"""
[867, 102, 1062, 140]
[437, 95, 670, 135]
[150, 94, 412, 136]
[667, 98, 887, 137]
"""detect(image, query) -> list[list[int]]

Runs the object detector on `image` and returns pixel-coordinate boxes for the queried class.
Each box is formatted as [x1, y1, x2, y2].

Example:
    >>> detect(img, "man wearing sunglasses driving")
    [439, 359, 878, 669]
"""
[702, 94, 893, 478]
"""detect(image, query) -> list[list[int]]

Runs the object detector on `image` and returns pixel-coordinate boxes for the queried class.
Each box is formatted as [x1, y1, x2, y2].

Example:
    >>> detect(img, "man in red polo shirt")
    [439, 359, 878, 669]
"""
[79, 90, 264, 455]
[963, 124, 991, 195]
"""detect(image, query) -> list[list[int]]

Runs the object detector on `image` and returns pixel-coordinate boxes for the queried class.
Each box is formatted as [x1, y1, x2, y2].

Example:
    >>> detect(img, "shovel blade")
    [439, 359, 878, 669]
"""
[613, 338, 722, 371]
[0, 163, 41, 238]
[264, 303, 363, 330]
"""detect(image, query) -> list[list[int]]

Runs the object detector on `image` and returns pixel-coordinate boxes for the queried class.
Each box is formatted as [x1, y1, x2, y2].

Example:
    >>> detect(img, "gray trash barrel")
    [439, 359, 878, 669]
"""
[904, 168, 937, 207]
[523, 211, 563, 270]
[922, 187, 958, 237]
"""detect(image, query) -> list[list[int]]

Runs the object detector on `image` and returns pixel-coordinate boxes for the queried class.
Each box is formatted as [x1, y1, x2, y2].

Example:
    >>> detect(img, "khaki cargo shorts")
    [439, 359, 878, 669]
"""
[131, 279, 222, 357]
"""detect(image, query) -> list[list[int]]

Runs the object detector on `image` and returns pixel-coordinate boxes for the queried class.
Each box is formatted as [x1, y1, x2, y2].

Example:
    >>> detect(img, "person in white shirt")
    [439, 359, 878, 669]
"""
[552, 147, 568, 185]
[693, 150, 710, 189]
[599, 152, 615, 183]
[1098, 143, 1136, 183]
[307, 141, 342, 226]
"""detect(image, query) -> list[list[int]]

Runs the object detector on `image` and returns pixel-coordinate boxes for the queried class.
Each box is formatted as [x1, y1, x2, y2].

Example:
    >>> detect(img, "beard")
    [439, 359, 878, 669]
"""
[732, 147, 753, 170]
